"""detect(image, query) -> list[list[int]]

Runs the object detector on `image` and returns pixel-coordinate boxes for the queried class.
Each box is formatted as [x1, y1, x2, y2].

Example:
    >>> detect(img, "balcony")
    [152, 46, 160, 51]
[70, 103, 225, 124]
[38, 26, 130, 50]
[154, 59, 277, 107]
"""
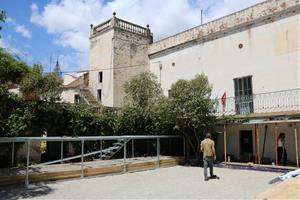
[91, 14, 152, 38]
[214, 88, 300, 117]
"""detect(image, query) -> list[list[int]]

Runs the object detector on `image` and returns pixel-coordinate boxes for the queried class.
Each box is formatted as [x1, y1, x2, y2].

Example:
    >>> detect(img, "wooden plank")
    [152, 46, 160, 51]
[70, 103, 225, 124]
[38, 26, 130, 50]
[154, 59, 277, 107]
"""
[222, 162, 297, 170]
[255, 176, 300, 199]
[294, 126, 299, 168]
[224, 124, 227, 162]
[0, 157, 184, 186]
[256, 124, 260, 164]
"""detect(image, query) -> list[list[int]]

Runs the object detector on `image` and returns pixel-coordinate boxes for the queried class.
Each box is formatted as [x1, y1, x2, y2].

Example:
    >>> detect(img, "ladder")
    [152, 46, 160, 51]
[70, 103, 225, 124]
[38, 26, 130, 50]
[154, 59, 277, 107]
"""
[98, 139, 130, 160]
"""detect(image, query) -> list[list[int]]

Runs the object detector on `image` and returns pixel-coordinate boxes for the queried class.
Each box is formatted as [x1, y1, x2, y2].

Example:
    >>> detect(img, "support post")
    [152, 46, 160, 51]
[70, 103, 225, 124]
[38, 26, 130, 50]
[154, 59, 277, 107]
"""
[11, 142, 15, 167]
[132, 139, 134, 158]
[100, 140, 102, 159]
[256, 124, 260, 165]
[183, 136, 186, 158]
[60, 140, 63, 164]
[294, 124, 299, 168]
[275, 123, 278, 166]
[224, 124, 227, 162]
[254, 124, 258, 164]
[157, 138, 160, 168]
[25, 140, 31, 187]
[123, 139, 127, 172]
[81, 140, 84, 178]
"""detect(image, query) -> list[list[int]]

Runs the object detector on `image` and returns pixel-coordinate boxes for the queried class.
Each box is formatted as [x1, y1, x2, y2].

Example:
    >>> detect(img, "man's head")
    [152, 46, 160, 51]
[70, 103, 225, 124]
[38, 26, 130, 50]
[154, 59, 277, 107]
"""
[279, 132, 285, 139]
[206, 132, 211, 139]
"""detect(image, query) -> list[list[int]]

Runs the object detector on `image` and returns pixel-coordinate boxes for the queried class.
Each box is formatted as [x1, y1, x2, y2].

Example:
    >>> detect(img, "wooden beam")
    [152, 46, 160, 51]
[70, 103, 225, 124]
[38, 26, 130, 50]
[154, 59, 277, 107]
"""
[224, 124, 227, 162]
[256, 124, 260, 165]
[294, 124, 299, 168]
[222, 161, 297, 170]
[220, 118, 300, 126]
[275, 123, 278, 166]
[254, 124, 257, 164]
[0, 156, 184, 186]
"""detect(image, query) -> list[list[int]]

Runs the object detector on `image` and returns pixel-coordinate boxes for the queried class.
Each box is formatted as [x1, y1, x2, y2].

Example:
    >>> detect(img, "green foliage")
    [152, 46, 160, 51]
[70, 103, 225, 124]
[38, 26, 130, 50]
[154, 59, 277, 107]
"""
[119, 72, 216, 147]
[124, 71, 162, 108]
[0, 48, 30, 85]
[0, 85, 23, 135]
[152, 96, 179, 135]
[118, 106, 156, 135]
[167, 73, 216, 155]
[6, 108, 32, 137]
[169, 73, 215, 129]
[118, 71, 165, 135]
[0, 50, 215, 159]
[20, 64, 63, 102]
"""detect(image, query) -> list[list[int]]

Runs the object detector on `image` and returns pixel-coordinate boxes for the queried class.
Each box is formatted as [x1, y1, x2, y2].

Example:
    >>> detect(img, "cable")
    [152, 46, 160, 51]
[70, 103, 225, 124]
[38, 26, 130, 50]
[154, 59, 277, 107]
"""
[44, 61, 161, 74]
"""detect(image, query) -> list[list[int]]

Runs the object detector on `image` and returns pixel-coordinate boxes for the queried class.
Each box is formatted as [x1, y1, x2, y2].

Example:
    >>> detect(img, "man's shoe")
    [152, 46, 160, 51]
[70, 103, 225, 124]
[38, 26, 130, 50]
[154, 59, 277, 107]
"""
[204, 177, 209, 181]
[210, 175, 219, 179]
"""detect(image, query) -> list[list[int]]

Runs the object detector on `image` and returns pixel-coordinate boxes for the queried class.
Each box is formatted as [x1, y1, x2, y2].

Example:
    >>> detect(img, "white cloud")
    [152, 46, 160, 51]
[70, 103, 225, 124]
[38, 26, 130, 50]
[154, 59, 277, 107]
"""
[15, 25, 32, 39]
[30, 0, 264, 69]
[0, 36, 29, 61]
[6, 17, 32, 39]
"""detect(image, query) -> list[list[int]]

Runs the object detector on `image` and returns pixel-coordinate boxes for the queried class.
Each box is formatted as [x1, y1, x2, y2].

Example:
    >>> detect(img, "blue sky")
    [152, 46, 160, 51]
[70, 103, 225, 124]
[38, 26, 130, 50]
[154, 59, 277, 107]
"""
[0, 0, 263, 74]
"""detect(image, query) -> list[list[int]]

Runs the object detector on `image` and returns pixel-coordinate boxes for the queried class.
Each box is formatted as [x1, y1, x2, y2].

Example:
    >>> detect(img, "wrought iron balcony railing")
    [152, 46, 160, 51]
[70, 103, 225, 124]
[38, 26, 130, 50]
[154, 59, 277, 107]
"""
[214, 88, 300, 116]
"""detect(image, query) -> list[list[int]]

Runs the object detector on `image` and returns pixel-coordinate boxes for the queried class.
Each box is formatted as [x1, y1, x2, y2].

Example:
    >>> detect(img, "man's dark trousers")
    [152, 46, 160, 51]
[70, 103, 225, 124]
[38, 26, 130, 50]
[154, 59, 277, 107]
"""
[203, 156, 214, 179]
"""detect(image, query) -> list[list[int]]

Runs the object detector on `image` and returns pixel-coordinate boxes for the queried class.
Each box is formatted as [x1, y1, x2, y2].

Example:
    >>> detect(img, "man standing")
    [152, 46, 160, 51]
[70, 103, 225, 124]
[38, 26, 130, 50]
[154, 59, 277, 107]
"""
[200, 133, 217, 181]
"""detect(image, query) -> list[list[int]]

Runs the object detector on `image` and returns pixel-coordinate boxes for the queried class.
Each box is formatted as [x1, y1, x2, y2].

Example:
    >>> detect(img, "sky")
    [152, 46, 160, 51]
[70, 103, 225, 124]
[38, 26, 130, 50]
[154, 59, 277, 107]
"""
[0, 0, 264, 73]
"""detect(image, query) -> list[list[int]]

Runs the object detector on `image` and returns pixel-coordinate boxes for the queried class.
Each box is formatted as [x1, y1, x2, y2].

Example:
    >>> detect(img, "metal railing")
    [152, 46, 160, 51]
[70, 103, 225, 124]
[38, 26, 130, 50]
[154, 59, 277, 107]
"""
[214, 88, 300, 116]
[0, 135, 183, 187]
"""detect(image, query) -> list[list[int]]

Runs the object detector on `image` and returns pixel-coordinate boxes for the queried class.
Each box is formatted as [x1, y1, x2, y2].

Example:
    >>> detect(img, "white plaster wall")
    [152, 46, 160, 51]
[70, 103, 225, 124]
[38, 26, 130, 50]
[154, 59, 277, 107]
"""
[89, 30, 114, 107]
[149, 0, 299, 55]
[150, 14, 300, 99]
[63, 74, 77, 86]
[61, 89, 79, 103]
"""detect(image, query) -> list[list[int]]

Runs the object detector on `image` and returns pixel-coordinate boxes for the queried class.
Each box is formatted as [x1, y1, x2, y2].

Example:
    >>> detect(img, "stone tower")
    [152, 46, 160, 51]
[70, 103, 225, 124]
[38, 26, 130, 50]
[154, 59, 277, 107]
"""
[89, 13, 153, 107]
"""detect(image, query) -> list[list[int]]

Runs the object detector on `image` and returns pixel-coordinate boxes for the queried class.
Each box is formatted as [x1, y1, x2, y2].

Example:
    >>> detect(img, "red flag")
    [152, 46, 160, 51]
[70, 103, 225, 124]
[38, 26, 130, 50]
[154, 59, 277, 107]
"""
[221, 92, 226, 106]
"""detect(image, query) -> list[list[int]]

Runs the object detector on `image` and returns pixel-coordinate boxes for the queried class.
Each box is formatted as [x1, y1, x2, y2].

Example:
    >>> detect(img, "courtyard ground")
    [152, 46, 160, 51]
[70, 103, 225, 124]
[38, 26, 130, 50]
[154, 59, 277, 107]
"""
[0, 166, 281, 199]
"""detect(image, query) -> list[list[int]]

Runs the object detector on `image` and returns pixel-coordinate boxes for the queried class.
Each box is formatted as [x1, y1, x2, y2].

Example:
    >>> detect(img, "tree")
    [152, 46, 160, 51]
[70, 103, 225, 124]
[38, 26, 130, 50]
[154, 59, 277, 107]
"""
[168, 73, 216, 156]
[0, 10, 6, 37]
[0, 48, 30, 85]
[20, 64, 63, 102]
[118, 71, 163, 135]
[124, 71, 162, 108]
[0, 10, 5, 23]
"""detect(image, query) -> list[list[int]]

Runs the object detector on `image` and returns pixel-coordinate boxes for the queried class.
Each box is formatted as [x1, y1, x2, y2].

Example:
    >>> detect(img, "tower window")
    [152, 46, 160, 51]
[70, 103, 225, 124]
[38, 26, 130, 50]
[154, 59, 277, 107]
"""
[97, 89, 102, 101]
[74, 94, 80, 103]
[98, 71, 103, 83]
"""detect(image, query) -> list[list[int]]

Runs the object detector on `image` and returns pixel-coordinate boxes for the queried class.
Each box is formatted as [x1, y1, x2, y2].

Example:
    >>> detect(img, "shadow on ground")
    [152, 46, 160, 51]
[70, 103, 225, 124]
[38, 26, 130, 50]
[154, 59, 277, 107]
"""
[0, 183, 54, 200]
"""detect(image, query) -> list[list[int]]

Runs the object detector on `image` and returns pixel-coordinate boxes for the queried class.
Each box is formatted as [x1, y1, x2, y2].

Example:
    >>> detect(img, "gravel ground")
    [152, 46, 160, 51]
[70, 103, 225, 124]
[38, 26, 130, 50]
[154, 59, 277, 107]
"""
[0, 166, 280, 199]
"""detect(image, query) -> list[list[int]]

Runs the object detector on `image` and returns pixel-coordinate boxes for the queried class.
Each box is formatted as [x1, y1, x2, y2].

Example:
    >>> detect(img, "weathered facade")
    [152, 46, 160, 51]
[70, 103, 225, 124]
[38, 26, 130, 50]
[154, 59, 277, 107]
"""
[149, 0, 299, 99]
[89, 13, 152, 107]
[61, 0, 300, 166]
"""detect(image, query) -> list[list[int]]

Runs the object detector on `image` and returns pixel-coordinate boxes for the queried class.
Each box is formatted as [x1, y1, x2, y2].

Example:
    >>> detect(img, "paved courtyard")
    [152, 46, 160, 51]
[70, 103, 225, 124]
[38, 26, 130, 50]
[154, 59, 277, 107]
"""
[0, 166, 280, 199]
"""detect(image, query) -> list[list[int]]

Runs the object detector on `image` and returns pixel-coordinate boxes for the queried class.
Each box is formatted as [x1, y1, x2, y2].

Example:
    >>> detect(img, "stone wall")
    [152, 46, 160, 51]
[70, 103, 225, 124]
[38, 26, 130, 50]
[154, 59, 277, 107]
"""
[113, 28, 152, 106]
[89, 15, 152, 107]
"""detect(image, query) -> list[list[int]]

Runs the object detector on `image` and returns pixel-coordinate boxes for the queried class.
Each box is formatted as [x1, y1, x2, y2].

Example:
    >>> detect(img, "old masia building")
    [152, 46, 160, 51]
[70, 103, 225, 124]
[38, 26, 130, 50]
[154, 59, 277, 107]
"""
[62, 0, 300, 167]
